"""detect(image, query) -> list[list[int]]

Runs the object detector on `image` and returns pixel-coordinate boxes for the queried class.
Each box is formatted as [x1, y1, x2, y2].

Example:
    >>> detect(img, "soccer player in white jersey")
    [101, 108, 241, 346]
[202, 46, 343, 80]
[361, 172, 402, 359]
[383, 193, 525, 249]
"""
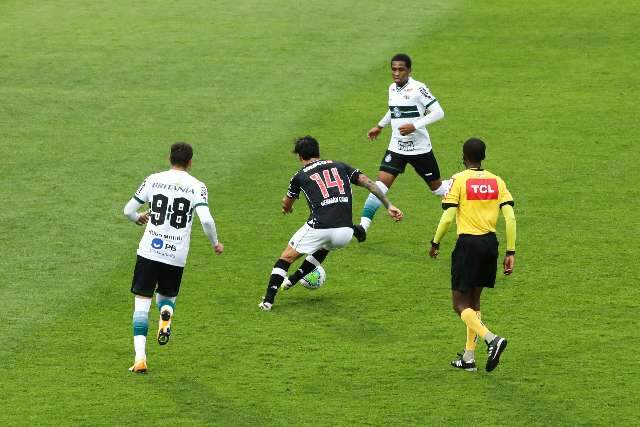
[123, 142, 224, 373]
[355, 53, 451, 240]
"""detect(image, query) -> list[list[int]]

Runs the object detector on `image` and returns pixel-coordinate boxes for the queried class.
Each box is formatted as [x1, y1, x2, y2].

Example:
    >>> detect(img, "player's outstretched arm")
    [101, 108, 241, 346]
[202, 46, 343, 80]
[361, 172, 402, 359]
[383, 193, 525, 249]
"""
[356, 174, 403, 221]
[195, 205, 223, 255]
[123, 198, 149, 225]
[368, 111, 391, 140]
[501, 204, 516, 274]
[282, 196, 296, 214]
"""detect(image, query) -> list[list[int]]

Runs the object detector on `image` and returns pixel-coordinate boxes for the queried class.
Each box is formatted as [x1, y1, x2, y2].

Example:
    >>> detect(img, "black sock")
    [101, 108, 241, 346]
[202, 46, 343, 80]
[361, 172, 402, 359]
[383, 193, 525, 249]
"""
[288, 249, 329, 285]
[264, 259, 291, 304]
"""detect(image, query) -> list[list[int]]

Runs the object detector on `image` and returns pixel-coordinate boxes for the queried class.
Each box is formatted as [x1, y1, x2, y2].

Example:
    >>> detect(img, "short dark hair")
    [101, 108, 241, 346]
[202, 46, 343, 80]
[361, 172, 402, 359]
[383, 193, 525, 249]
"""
[170, 142, 193, 167]
[292, 135, 320, 160]
[391, 53, 412, 69]
[463, 138, 486, 163]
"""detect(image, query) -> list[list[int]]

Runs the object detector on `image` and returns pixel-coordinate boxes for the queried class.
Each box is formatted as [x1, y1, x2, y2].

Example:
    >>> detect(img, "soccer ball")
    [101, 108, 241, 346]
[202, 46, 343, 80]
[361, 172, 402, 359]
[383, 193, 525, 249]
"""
[300, 265, 326, 290]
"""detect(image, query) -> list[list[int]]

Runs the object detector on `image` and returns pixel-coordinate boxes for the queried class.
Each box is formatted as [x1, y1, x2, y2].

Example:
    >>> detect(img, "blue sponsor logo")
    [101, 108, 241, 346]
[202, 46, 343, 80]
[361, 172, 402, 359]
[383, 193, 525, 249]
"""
[151, 238, 163, 249]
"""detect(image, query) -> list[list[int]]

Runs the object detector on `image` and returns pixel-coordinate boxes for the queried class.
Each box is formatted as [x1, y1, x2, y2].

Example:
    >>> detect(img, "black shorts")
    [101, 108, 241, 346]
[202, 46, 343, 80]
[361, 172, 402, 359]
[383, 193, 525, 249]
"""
[379, 149, 441, 183]
[451, 233, 499, 292]
[131, 255, 184, 298]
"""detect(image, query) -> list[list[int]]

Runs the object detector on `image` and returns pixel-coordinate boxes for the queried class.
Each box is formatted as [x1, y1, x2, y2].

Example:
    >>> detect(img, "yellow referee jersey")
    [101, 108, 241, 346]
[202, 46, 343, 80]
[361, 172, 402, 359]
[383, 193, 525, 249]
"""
[442, 168, 514, 235]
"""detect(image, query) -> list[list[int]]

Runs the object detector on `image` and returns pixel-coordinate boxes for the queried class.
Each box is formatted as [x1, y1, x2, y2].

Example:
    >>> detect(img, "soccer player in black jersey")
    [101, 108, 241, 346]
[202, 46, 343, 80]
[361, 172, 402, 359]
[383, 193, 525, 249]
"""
[259, 136, 403, 311]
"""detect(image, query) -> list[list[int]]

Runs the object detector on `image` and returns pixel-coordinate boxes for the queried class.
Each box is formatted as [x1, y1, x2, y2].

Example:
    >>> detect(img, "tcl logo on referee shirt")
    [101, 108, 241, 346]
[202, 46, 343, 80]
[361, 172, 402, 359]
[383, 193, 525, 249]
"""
[466, 179, 498, 200]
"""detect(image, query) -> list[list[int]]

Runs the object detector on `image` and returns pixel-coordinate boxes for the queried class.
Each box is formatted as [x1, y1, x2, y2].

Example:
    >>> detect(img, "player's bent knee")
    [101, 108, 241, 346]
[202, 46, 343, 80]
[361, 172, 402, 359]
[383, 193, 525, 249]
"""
[377, 171, 396, 188]
[280, 246, 302, 264]
[428, 179, 442, 191]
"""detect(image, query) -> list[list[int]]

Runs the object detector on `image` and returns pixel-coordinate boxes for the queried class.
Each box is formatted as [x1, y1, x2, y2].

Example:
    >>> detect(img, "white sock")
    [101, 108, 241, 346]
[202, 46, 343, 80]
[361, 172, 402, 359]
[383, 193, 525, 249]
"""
[376, 180, 389, 194]
[431, 179, 452, 197]
[360, 181, 389, 231]
[360, 217, 372, 230]
[134, 336, 147, 360]
[135, 295, 152, 312]
[484, 332, 497, 344]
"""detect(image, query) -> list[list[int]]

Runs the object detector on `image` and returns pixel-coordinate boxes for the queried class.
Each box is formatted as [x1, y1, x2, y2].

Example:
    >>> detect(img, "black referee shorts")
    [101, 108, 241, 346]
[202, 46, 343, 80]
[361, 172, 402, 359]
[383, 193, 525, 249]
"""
[451, 233, 499, 292]
[131, 255, 184, 298]
[379, 149, 441, 183]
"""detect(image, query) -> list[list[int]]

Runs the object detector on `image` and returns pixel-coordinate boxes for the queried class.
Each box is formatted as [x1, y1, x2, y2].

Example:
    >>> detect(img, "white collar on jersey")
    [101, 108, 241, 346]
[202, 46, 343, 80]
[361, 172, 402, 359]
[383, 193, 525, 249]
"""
[395, 77, 414, 92]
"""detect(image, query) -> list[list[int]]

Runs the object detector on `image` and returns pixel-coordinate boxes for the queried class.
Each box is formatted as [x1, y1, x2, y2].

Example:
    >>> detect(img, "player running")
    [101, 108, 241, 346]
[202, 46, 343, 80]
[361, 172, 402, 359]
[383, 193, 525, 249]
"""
[428, 138, 516, 373]
[259, 136, 403, 311]
[357, 53, 450, 240]
[123, 142, 224, 373]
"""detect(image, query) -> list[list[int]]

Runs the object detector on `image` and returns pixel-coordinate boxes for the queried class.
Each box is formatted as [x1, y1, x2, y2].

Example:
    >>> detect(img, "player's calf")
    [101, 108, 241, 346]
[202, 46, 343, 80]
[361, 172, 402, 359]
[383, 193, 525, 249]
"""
[260, 259, 291, 308]
[286, 250, 329, 289]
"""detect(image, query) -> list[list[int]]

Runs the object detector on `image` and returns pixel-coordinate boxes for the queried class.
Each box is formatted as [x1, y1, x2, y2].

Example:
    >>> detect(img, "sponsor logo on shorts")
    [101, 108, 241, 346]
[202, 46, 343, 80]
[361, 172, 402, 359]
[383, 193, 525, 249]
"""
[151, 238, 164, 249]
[385, 154, 392, 162]
[466, 179, 499, 200]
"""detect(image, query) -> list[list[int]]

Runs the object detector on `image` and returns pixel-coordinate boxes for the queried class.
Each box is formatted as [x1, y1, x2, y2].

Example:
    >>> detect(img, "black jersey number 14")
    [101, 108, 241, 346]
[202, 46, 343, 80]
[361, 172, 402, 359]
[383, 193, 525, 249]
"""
[309, 167, 345, 198]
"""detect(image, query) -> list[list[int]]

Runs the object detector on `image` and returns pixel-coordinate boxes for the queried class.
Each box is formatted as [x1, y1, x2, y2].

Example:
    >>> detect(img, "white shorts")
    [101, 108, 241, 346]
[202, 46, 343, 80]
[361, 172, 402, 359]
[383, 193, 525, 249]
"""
[289, 224, 354, 254]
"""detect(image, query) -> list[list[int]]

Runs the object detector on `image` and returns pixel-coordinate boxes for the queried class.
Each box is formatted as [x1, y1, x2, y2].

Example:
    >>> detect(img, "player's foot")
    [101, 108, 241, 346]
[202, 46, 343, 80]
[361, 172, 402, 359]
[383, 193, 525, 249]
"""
[281, 278, 295, 291]
[450, 352, 477, 372]
[157, 307, 172, 346]
[128, 358, 148, 373]
[258, 300, 273, 311]
[486, 336, 507, 372]
[352, 224, 367, 243]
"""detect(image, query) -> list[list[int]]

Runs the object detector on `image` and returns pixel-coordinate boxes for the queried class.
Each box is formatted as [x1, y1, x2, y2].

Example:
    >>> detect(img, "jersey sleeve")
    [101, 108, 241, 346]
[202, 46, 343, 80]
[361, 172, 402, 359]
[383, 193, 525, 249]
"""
[193, 182, 209, 208]
[133, 176, 151, 203]
[498, 178, 514, 207]
[286, 173, 301, 199]
[343, 163, 361, 184]
[441, 175, 461, 208]
[418, 85, 438, 109]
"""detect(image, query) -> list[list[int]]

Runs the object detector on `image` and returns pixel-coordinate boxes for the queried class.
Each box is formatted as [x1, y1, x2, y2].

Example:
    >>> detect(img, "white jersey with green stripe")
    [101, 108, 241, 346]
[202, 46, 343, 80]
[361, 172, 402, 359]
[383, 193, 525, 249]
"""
[133, 169, 209, 267]
[384, 77, 438, 155]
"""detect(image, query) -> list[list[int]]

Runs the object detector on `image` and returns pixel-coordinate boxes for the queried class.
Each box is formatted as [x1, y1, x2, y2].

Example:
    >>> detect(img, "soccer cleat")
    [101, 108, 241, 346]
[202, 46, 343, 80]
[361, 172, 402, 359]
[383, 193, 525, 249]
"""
[281, 278, 295, 291]
[128, 358, 148, 373]
[486, 336, 508, 372]
[451, 352, 477, 372]
[157, 308, 172, 346]
[352, 224, 367, 243]
[258, 300, 272, 311]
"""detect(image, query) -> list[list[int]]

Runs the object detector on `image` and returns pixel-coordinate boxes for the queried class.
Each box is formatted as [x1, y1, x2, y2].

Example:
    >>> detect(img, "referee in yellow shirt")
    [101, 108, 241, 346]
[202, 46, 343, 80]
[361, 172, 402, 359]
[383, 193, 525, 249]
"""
[429, 138, 516, 373]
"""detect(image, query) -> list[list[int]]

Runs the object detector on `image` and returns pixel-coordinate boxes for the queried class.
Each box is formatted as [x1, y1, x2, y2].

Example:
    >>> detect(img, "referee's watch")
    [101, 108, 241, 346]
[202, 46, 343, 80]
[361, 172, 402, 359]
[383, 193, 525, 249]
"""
[430, 240, 440, 249]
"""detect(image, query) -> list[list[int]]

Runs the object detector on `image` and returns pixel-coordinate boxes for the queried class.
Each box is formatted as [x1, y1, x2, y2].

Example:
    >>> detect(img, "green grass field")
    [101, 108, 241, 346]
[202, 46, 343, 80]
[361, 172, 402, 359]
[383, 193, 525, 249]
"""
[1, 0, 638, 424]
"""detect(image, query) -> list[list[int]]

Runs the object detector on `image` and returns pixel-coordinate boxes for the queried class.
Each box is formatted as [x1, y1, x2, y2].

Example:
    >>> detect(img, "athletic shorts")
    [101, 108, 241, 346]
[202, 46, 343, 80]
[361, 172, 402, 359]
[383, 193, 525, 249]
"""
[289, 224, 353, 254]
[379, 149, 441, 183]
[131, 255, 184, 298]
[451, 233, 499, 292]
